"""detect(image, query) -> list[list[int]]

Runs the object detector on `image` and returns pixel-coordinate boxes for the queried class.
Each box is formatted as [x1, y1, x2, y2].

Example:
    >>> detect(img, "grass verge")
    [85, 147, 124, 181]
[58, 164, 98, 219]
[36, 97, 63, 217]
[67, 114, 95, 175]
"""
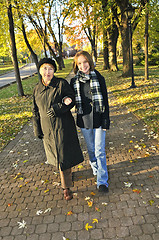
[0, 58, 73, 152]
[96, 59, 159, 136]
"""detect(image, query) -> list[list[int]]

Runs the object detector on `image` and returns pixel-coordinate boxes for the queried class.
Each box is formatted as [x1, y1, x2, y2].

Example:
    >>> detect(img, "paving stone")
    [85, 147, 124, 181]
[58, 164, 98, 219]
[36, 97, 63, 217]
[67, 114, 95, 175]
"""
[35, 223, 47, 234]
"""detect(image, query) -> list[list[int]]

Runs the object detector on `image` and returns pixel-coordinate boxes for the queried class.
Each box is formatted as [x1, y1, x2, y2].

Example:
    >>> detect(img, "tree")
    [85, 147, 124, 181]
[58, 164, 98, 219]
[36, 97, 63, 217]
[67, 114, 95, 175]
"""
[113, 0, 146, 77]
[145, 0, 149, 80]
[14, 0, 40, 78]
[7, 0, 24, 96]
[17, 0, 71, 70]
[102, 0, 119, 71]
[67, 0, 102, 61]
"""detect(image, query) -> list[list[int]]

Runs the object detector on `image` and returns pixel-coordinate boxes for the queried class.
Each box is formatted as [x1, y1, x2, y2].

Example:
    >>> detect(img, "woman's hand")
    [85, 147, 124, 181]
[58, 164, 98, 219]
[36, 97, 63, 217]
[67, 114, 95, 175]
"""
[63, 97, 72, 105]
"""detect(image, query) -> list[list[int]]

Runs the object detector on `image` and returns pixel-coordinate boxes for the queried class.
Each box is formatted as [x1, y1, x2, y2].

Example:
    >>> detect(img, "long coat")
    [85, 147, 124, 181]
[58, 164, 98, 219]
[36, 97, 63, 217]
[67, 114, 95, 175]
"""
[32, 76, 84, 171]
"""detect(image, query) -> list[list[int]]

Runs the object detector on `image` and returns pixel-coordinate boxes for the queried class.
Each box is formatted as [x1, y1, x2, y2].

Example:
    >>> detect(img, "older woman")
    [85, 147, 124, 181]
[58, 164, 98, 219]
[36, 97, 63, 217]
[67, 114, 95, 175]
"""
[33, 58, 84, 200]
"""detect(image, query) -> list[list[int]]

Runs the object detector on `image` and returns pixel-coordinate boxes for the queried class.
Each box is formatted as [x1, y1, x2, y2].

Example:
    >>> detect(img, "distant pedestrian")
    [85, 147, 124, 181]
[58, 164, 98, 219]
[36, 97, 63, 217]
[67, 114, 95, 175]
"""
[70, 51, 110, 192]
[32, 58, 84, 200]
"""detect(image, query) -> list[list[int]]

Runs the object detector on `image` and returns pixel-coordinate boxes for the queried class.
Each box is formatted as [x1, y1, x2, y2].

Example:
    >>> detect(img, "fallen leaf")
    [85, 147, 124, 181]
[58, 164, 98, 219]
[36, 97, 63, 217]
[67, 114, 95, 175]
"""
[14, 173, 21, 179]
[128, 149, 133, 152]
[17, 220, 27, 229]
[91, 192, 96, 196]
[77, 165, 83, 169]
[133, 189, 141, 194]
[44, 189, 49, 193]
[63, 237, 70, 240]
[44, 208, 51, 213]
[95, 207, 101, 212]
[36, 210, 43, 215]
[67, 211, 73, 216]
[102, 202, 108, 206]
[52, 182, 60, 186]
[124, 182, 132, 188]
[149, 200, 154, 205]
[23, 160, 28, 163]
[87, 200, 93, 207]
[92, 218, 98, 223]
[85, 223, 93, 231]
[85, 196, 90, 201]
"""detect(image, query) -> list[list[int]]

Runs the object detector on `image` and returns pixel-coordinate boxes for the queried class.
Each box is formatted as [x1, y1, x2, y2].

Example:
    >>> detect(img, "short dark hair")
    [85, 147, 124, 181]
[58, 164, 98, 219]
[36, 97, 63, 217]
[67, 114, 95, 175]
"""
[73, 51, 94, 74]
[38, 58, 57, 72]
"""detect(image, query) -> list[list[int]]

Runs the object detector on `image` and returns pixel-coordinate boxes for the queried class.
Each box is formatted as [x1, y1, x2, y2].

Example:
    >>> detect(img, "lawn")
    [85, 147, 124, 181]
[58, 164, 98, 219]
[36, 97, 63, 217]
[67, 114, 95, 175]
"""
[0, 64, 24, 75]
[96, 59, 159, 136]
[0, 58, 74, 152]
[0, 57, 158, 152]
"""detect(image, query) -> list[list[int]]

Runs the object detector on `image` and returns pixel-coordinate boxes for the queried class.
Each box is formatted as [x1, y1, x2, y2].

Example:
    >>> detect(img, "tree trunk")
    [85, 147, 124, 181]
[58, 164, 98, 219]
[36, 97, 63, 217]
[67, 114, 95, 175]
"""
[103, 28, 109, 70]
[145, 2, 149, 80]
[7, 3, 24, 96]
[120, 17, 131, 77]
[108, 22, 119, 71]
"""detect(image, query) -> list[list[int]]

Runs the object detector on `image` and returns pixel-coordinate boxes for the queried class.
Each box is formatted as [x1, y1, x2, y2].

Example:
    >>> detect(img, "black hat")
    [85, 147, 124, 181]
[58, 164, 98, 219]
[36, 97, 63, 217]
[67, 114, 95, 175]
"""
[38, 58, 57, 72]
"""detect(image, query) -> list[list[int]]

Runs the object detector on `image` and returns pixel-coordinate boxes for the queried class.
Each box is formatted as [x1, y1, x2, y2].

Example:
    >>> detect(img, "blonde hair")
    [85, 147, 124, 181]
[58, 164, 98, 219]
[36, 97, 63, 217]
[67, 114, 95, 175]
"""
[73, 51, 95, 74]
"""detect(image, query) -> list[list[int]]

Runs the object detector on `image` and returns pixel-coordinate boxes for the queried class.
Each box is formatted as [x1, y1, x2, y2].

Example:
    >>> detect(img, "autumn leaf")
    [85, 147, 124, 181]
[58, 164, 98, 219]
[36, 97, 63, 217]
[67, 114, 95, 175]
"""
[128, 149, 133, 152]
[149, 200, 154, 205]
[17, 220, 27, 229]
[102, 202, 108, 206]
[85, 223, 93, 231]
[44, 189, 49, 193]
[133, 189, 141, 194]
[145, 152, 150, 157]
[85, 196, 90, 201]
[90, 192, 96, 196]
[77, 165, 83, 169]
[92, 218, 98, 223]
[23, 160, 28, 163]
[95, 207, 101, 212]
[124, 182, 132, 188]
[36, 210, 43, 215]
[87, 200, 93, 207]
[67, 211, 73, 216]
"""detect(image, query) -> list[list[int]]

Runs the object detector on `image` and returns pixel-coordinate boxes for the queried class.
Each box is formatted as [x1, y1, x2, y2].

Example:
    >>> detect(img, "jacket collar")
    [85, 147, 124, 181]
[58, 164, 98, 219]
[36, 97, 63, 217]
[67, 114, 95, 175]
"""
[38, 76, 59, 93]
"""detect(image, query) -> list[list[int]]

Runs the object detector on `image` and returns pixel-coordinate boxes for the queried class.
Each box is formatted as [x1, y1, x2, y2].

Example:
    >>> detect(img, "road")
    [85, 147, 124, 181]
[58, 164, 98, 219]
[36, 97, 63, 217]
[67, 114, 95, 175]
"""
[0, 63, 37, 89]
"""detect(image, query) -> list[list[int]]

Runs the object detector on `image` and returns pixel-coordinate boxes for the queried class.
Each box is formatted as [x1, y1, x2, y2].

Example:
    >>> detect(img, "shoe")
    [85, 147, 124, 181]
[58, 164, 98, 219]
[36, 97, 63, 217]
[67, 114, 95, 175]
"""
[63, 188, 73, 200]
[98, 185, 109, 193]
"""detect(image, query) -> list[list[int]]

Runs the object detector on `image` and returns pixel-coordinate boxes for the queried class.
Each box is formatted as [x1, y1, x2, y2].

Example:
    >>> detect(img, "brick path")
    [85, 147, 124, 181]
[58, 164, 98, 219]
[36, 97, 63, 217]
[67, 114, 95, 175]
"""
[0, 72, 159, 240]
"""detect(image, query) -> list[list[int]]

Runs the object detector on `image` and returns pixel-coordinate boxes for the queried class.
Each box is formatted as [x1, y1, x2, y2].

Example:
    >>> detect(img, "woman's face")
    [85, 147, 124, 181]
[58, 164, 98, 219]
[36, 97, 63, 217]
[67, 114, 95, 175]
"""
[39, 63, 54, 83]
[77, 55, 90, 74]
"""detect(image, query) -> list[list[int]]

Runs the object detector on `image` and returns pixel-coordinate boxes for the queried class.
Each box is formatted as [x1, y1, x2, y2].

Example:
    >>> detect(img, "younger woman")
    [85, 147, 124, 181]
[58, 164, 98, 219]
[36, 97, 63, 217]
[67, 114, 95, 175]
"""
[70, 51, 110, 192]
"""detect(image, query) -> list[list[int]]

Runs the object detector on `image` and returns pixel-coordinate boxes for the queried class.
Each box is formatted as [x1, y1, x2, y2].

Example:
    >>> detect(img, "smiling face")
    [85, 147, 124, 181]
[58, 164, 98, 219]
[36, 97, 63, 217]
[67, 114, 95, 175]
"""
[77, 55, 90, 75]
[39, 63, 54, 85]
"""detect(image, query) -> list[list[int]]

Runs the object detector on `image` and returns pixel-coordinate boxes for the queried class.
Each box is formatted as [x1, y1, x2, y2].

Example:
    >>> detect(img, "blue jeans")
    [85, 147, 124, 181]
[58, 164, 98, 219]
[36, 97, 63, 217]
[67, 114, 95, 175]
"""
[81, 127, 108, 188]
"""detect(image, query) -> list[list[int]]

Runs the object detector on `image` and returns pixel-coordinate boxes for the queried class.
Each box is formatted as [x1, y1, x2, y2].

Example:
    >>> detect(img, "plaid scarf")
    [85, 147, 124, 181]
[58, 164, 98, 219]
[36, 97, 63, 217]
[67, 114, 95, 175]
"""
[73, 70, 105, 114]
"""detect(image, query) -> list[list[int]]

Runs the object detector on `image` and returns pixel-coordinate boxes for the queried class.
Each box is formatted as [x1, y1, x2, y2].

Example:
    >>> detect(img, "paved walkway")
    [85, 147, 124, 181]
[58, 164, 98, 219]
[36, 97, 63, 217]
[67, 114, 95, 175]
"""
[0, 72, 159, 240]
[0, 63, 37, 89]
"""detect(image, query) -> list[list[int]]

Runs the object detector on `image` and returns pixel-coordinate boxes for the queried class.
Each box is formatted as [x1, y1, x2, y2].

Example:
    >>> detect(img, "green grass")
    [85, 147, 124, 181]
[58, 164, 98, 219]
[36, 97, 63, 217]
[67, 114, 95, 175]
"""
[0, 64, 24, 75]
[0, 58, 73, 152]
[96, 59, 159, 136]
[1, 57, 158, 152]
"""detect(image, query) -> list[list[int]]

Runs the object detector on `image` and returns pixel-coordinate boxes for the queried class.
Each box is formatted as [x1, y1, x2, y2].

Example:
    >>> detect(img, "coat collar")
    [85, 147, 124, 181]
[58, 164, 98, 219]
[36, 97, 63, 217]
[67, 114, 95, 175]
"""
[38, 76, 59, 93]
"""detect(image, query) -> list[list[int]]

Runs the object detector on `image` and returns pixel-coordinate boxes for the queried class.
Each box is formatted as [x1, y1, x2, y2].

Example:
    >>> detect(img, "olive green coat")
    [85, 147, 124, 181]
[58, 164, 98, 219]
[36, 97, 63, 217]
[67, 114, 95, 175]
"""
[32, 76, 84, 171]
